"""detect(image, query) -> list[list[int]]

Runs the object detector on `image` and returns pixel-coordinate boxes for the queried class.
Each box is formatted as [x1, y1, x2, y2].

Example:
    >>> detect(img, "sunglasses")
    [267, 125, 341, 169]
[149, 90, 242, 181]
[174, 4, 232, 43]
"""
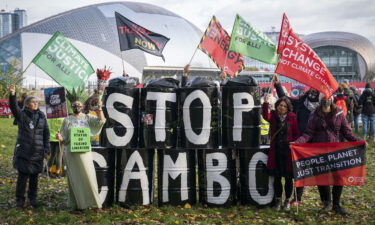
[72, 104, 82, 108]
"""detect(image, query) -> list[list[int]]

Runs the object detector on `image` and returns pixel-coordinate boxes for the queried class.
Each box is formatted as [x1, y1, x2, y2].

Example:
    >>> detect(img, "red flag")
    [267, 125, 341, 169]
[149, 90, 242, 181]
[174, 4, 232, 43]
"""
[275, 15, 338, 98]
[277, 13, 291, 54]
[290, 141, 366, 187]
[198, 16, 244, 78]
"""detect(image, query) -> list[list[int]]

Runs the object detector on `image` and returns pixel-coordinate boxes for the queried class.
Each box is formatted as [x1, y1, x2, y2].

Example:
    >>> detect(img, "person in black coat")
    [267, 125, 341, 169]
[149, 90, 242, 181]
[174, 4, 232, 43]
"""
[9, 85, 50, 208]
[272, 75, 320, 206]
[359, 83, 375, 141]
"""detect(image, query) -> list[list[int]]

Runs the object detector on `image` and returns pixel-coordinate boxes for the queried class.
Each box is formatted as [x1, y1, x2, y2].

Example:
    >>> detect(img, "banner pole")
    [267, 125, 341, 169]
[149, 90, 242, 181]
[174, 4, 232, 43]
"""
[188, 46, 198, 65]
[120, 51, 126, 75]
[293, 179, 298, 214]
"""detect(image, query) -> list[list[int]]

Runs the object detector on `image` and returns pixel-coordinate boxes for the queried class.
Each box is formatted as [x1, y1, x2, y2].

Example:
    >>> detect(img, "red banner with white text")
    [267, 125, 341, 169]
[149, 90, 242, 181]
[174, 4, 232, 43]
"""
[290, 141, 366, 187]
[198, 16, 244, 78]
[277, 13, 291, 54]
[0, 99, 11, 116]
[275, 16, 338, 98]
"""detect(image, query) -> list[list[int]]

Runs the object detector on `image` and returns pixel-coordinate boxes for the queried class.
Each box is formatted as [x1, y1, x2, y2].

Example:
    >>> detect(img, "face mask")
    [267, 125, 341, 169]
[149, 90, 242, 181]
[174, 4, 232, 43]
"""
[321, 99, 332, 107]
[72, 106, 82, 114]
[308, 93, 318, 101]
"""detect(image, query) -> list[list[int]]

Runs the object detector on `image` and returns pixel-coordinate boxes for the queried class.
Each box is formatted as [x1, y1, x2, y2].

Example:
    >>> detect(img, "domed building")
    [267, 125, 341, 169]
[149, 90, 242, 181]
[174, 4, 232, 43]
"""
[0, 2, 214, 87]
[302, 31, 375, 81]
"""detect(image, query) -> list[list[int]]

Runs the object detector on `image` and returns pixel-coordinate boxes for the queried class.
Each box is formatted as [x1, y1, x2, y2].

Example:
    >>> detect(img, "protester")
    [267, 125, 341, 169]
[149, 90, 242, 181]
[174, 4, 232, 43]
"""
[56, 100, 105, 210]
[334, 86, 350, 121]
[272, 75, 319, 205]
[47, 118, 64, 178]
[260, 87, 272, 145]
[359, 82, 375, 141]
[350, 86, 362, 133]
[9, 85, 50, 208]
[262, 95, 299, 210]
[343, 84, 355, 124]
[83, 95, 101, 146]
[181, 64, 190, 87]
[295, 93, 360, 215]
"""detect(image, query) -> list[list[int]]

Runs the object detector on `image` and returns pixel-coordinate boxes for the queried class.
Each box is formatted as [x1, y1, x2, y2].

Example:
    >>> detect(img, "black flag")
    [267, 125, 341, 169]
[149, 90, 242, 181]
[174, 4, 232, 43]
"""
[115, 12, 170, 61]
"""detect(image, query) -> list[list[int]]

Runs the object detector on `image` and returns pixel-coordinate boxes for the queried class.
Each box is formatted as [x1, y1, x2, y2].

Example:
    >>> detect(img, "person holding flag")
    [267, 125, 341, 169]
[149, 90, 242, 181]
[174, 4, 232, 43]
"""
[262, 95, 299, 210]
[272, 74, 320, 205]
[295, 94, 362, 215]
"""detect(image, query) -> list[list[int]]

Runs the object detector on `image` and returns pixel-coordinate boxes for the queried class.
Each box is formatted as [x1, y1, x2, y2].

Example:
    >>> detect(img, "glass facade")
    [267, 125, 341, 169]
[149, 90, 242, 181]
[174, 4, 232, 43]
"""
[0, 13, 13, 38]
[315, 46, 361, 81]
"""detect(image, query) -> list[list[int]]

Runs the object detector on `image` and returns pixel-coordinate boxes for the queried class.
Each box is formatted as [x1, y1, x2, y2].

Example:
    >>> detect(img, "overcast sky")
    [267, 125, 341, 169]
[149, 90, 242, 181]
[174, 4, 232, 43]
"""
[4, 0, 375, 44]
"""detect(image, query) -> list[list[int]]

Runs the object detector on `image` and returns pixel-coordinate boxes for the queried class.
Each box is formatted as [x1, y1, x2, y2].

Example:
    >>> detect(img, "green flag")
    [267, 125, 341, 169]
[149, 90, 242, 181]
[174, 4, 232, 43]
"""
[32, 32, 94, 92]
[229, 14, 278, 65]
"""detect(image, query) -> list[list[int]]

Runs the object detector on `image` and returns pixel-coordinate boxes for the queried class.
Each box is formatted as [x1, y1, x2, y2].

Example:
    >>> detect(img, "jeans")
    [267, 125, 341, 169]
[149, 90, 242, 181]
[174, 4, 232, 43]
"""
[353, 114, 360, 133]
[362, 114, 375, 137]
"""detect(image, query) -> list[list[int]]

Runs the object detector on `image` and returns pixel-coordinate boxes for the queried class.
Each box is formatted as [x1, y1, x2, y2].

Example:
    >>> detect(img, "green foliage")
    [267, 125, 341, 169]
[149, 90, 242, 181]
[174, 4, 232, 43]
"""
[0, 118, 374, 224]
[0, 60, 24, 99]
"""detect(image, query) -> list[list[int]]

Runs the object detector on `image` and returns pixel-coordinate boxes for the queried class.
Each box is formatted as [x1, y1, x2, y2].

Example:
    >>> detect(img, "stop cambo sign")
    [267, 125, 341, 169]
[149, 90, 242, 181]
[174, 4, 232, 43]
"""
[94, 76, 273, 207]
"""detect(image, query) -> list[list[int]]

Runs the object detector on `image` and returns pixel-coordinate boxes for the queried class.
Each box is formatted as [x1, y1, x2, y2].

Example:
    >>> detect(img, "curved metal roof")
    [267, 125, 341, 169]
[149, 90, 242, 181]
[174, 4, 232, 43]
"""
[302, 31, 375, 80]
[0, 1, 211, 81]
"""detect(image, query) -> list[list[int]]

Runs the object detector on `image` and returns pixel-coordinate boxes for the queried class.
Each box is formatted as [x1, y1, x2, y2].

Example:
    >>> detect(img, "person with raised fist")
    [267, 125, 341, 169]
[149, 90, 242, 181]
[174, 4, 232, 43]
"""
[9, 85, 50, 208]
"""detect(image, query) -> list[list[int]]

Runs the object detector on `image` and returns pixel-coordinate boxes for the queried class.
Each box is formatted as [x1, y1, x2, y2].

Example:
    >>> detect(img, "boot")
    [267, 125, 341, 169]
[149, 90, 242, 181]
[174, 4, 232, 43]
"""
[332, 204, 349, 216]
[321, 201, 331, 212]
[16, 199, 24, 208]
[29, 198, 41, 208]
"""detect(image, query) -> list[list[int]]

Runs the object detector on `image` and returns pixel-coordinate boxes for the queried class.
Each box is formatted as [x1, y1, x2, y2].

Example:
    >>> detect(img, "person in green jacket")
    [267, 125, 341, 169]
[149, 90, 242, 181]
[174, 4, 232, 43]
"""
[47, 118, 64, 178]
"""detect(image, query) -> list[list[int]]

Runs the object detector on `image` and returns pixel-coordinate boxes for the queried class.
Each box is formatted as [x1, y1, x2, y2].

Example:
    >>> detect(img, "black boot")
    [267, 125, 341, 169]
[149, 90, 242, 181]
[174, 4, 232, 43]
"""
[29, 198, 42, 208]
[332, 205, 349, 216]
[16, 199, 24, 208]
[321, 201, 331, 212]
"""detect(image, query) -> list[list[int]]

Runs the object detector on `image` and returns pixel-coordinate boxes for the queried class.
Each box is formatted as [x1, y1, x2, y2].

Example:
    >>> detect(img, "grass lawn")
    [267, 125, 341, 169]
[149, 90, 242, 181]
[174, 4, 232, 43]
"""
[0, 118, 374, 224]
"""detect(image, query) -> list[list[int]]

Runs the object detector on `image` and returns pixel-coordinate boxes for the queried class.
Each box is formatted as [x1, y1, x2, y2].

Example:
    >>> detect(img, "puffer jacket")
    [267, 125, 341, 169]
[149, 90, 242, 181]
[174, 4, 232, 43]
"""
[9, 94, 50, 174]
[359, 88, 375, 116]
[296, 107, 359, 144]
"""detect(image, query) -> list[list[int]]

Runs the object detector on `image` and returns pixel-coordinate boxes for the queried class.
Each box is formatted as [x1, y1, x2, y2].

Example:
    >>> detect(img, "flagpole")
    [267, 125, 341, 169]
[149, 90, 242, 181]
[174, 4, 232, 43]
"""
[293, 179, 299, 214]
[120, 51, 126, 75]
[188, 46, 199, 65]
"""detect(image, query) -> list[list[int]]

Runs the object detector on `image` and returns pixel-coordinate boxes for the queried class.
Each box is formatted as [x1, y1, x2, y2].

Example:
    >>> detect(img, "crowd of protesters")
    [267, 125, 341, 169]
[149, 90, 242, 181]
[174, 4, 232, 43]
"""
[259, 75, 371, 215]
[7, 69, 372, 215]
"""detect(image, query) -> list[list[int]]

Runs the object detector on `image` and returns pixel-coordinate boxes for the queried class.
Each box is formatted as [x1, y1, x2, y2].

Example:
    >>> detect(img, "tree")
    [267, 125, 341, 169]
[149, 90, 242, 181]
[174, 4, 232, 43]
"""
[0, 60, 24, 98]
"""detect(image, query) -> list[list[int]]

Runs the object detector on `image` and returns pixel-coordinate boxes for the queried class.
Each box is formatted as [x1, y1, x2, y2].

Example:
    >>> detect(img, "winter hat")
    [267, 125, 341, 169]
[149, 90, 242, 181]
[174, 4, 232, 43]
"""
[23, 96, 38, 110]
[341, 83, 349, 89]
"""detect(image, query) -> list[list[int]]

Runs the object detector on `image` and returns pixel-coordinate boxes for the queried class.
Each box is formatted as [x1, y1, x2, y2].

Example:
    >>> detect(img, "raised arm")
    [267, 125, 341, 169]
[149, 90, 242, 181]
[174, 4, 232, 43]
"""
[261, 95, 272, 122]
[8, 85, 22, 121]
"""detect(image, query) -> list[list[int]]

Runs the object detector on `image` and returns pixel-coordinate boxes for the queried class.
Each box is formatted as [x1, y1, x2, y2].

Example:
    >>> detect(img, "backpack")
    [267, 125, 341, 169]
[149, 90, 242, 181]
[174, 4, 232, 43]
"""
[334, 96, 347, 116]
